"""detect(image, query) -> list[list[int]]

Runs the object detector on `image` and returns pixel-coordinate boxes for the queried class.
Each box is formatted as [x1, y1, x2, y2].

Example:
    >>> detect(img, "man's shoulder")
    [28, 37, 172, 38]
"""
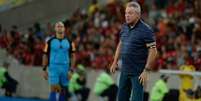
[121, 23, 129, 30]
[64, 37, 71, 41]
[119, 23, 129, 36]
[46, 36, 56, 43]
[138, 20, 153, 33]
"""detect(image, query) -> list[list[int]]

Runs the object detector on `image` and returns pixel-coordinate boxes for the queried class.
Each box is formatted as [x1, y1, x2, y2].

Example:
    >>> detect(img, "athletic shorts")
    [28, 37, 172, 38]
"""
[48, 64, 69, 86]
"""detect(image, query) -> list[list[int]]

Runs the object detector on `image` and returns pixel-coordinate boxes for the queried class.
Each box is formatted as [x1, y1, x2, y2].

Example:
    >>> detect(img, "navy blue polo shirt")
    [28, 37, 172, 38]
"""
[119, 20, 156, 75]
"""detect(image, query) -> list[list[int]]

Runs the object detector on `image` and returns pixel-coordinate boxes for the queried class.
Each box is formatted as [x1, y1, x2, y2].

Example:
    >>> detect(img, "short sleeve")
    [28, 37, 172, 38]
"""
[119, 27, 123, 38]
[119, 23, 127, 38]
[43, 36, 55, 54]
[143, 30, 156, 44]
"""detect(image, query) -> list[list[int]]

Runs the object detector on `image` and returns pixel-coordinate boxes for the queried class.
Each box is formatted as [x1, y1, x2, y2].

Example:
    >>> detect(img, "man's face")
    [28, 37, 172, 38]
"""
[125, 6, 139, 24]
[55, 22, 65, 34]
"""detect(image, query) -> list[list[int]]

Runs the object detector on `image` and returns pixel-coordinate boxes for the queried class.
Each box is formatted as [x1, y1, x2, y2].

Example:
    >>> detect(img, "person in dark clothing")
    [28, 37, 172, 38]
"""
[110, 1, 157, 101]
[0, 62, 18, 97]
[69, 64, 90, 101]
[94, 68, 118, 101]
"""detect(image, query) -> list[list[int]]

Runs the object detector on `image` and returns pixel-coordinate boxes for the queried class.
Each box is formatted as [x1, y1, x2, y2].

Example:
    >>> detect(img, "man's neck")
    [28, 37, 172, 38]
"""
[129, 18, 140, 28]
[56, 33, 64, 39]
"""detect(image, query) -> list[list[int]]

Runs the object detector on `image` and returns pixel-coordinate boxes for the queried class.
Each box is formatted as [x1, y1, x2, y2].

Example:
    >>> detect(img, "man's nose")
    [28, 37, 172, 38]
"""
[126, 14, 129, 17]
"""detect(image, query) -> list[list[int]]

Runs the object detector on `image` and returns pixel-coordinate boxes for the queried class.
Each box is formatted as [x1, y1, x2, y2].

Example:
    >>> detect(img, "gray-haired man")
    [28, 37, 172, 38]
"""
[110, 2, 157, 101]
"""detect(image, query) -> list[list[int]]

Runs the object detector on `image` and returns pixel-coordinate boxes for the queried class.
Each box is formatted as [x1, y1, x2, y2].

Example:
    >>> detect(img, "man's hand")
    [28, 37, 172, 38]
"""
[110, 62, 118, 73]
[68, 70, 73, 79]
[43, 71, 48, 80]
[138, 70, 149, 86]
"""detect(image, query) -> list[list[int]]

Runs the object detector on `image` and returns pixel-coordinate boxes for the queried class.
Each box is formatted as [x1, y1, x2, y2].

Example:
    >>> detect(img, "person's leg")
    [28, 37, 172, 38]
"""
[78, 87, 90, 101]
[117, 72, 132, 101]
[130, 76, 144, 101]
[5, 90, 12, 97]
[179, 89, 186, 101]
[102, 84, 118, 101]
[59, 66, 70, 101]
[59, 86, 69, 101]
[143, 92, 149, 101]
[2, 81, 12, 97]
[109, 84, 118, 101]
[49, 91, 56, 101]
[4, 72, 18, 97]
[5, 82, 14, 97]
[50, 85, 61, 101]
[48, 66, 60, 101]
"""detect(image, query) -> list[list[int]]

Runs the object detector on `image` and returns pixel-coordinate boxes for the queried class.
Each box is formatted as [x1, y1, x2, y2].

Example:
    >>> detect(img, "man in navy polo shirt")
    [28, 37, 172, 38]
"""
[110, 1, 158, 101]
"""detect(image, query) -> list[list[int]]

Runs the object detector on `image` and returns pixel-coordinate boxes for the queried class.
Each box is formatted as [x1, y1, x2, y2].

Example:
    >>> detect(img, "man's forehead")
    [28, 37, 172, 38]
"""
[55, 22, 64, 26]
[126, 6, 135, 9]
[125, 7, 135, 12]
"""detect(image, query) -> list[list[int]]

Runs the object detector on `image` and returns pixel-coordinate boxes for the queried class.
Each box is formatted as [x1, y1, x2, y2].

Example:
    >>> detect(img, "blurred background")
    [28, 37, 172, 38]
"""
[0, 0, 201, 101]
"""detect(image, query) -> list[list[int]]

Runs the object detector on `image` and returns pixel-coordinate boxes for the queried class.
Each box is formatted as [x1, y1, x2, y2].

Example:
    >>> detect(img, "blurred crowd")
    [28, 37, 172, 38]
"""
[0, 23, 45, 66]
[0, 0, 201, 71]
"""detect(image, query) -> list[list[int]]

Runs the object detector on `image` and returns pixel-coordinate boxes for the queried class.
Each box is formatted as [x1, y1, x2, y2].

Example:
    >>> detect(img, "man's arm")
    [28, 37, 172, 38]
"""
[42, 43, 49, 71]
[144, 42, 158, 71]
[71, 42, 76, 68]
[113, 40, 122, 64]
[110, 40, 121, 73]
[42, 43, 49, 80]
[42, 54, 48, 70]
[139, 42, 157, 85]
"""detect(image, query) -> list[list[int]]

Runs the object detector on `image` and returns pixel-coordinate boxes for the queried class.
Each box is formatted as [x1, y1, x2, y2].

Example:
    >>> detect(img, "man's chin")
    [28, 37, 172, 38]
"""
[126, 21, 131, 24]
[58, 32, 63, 34]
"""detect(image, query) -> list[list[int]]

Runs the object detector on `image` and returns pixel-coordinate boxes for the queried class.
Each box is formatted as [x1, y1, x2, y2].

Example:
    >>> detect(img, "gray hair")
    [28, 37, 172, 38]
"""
[55, 21, 64, 26]
[127, 1, 141, 15]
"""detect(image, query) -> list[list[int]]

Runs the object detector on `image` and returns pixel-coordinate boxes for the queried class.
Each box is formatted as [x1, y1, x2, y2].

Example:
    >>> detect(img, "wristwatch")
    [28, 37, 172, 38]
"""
[42, 66, 47, 71]
[144, 67, 151, 72]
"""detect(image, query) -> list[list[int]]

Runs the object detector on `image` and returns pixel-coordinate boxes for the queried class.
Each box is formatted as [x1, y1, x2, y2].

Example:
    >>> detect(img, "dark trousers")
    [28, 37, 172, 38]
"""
[75, 87, 90, 101]
[118, 72, 144, 101]
[2, 72, 18, 97]
[100, 84, 118, 101]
